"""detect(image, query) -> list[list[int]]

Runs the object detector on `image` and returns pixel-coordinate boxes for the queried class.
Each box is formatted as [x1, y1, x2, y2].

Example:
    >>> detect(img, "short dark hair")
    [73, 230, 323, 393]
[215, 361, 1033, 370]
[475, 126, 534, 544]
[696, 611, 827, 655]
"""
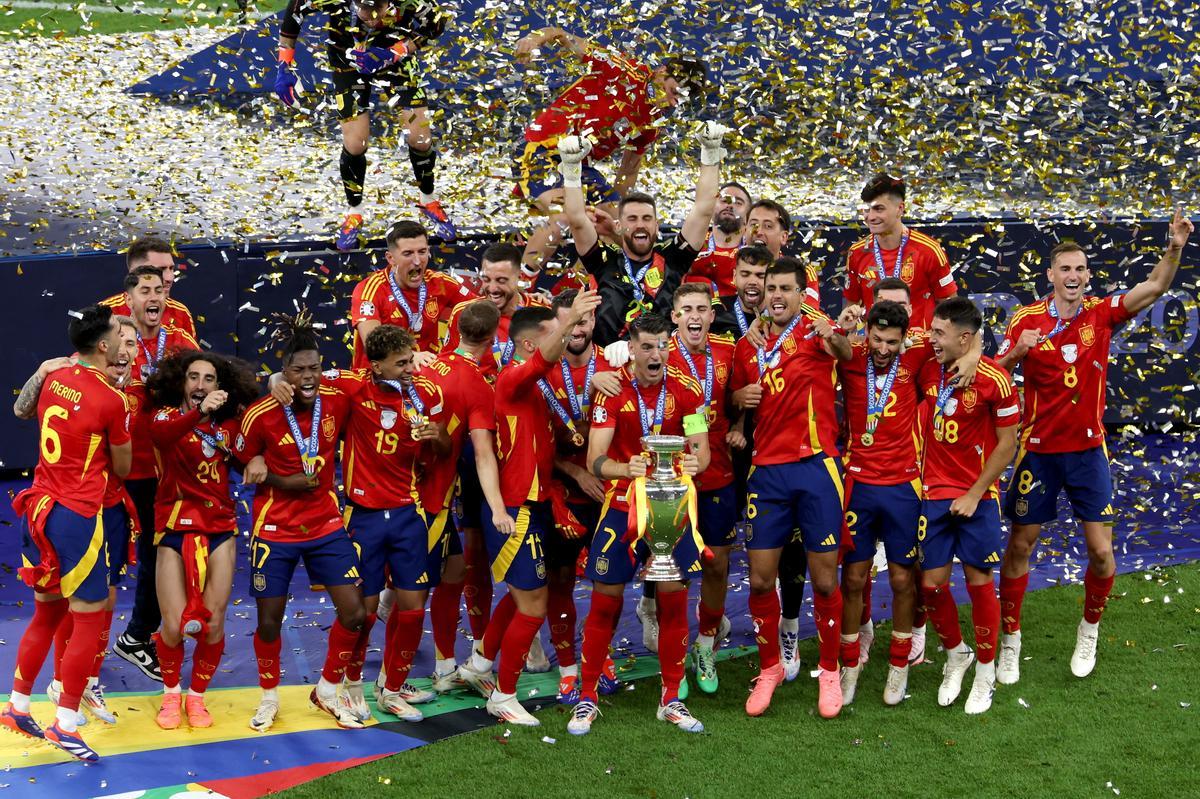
[627, 312, 671, 339]
[749, 199, 791, 232]
[551, 289, 578, 313]
[673, 282, 712, 305]
[933, 296, 982, 334]
[736, 244, 774, 267]
[365, 324, 416, 362]
[509, 306, 556, 344]
[618, 191, 657, 214]
[872, 277, 911, 298]
[861, 173, 906, 203]
[386, 220, 428, 248]
[1049, 240, 1087, 265]
[766, 257, 806, 284]
[458, 300, 501, 345]
[126, 236, 173, 270]
[867, 300, 910, 334]
[664, 55, 707, 97]
[719, 181, 752, 204]
[123, 264, 164, 292]
[69, 304, 116, 354]
[481, 242, 523, 271]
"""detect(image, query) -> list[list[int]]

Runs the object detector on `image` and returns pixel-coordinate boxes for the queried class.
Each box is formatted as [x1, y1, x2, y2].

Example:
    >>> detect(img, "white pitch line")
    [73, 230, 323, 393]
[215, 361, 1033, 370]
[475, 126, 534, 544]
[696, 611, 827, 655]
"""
[3, 1, 271, 17]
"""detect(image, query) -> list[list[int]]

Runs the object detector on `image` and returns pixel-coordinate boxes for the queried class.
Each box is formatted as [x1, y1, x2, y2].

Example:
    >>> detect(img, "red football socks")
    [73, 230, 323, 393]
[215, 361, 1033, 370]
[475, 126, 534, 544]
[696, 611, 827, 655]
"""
[547, 582, 578, 667]
[90, 609, 113, 678]
[345, 612, 377, 682]
[497, 611, 543, 694]
[656, 590, 688, 702]
[464, 544, 493, 641]
[812, 589, 844, 672]
[840, 636, 860, 669]
[967, 582, 1000, 664]
[384, 609, 425, 692]
[430, 579, 464, 660]
[579, 592, 623, 702]
[13, 596, 68, 695]
[190, 637, 225, 693]
[60, 609, 105, 712]
[1083, 567, 1116, 624]
[321, 618, 361, 684]
[697, 599, 723, 640]
[253, 632, 282, 689]
[889, 633, 913, 667]
[52, 608, 73, 683]
[925, 582, 963, 651]
[154, 632, 185, 690]
[481, 592, 516, 662]
[748, 591, 781, 669]
[999, 572, 1030, 634]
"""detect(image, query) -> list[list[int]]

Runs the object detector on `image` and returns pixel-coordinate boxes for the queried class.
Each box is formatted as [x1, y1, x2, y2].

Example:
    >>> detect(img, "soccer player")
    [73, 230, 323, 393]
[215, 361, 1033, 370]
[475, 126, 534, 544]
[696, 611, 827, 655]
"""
[557, 122, 727, 346]
[275, 0, 455, 249]
[742, 199, 821, 305]
[730, 259, 852, 718]
[712, 244, 770, 338]
[113, 265, 199, 683]
[455, 289, 603, 726]
[349, 220, 477, 367]
[669, 284, 739, 694]
[146, 351, 258, 729]
[235, 313, 365, 732]
[541, 289, 622, 702]
[421, 302, 507, 690]
[3, 305, 131, 762]
[918, 296, 1020, 714]
[995, 209, 1193, 683]
[684, 181, 753, 300]
[843, 173, 956, 327]
[99, 236, 197, 338]
[511, 26, 706, 273]
[569, 313, 710, 736]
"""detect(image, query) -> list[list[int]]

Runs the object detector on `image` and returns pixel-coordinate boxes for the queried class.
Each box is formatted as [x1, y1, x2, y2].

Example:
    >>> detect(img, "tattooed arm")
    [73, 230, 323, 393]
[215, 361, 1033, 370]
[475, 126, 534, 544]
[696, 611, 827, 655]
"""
[13, 357, 73, 419]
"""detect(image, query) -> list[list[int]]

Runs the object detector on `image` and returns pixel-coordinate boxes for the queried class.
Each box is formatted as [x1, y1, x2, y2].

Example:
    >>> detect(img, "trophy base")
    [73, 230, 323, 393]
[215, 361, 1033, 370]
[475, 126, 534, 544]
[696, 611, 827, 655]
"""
[641, 553, 685, 583]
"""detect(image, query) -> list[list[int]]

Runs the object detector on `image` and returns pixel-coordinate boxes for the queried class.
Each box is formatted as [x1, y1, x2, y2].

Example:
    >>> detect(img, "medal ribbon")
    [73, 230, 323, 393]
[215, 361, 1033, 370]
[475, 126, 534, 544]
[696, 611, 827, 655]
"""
[631, 375, 668, 436]
[872, 229, 910, 280]
[865, 353, 901, 434]
[192, 420, 228, 457]
[674, 333, 713, 408]
[387, 269, 427, 332]
[1044, 296, 1081, 340]
[379, 378, 426, 423]
[622, 253, 654, 303]
[282, 393, 322, 476]
[757, 313, 802, 378]
[137, 327, 167, 375]
[560, 354, 596, 420]
[537, 379, 583, 441]
[932, 365, 957, 428]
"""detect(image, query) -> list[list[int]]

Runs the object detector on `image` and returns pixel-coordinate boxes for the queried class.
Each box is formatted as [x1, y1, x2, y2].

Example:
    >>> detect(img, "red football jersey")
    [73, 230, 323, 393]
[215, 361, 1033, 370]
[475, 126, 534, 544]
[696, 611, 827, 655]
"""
[420, 351, 496, 514]
[685, 245, 739, 298]
[494, 351, 561, 507]
[590, 367, 705, 511]
[730, 318, 840, 465]
[349, 268, 477, 368]
[235, 382, 352, 542]
[844, 230, 955, 328]
[839, 342, 930, 485]
[29, 364, 131, 517]
[543, 346, 615, 482]
[524, 48, 660, 161]
[918, 357, 1020, 500]
[121, 380, 159, 481]
[668, 334, 735, 492]
[442, 293, 550, 381]
[329, 370, 444, 510]
[998, 294, 1132, 454]
[150, 407, 239, 533]
[100, 293, 196, 339]
[131, 326, 199, 383]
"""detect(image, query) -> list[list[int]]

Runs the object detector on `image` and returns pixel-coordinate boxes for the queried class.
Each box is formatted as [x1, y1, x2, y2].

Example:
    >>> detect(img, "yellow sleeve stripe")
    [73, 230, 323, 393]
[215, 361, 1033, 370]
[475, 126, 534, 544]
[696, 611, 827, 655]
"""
[977, 364, 1013, 397]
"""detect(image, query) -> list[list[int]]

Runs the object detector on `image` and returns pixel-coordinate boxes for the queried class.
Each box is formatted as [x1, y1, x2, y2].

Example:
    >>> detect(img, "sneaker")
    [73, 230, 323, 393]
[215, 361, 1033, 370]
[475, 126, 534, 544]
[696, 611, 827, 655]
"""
[431, 666, 460, 693]
[378, 687, 423, 722]
[997, 631, 1022, 685]
[781, 628, 801, 682]
[964, 662, 996, 715]
[249, 697, 279, 732]
[524, 635, 552, 673]
[909, 624, 927, 665]
[745, 663, 784, 717]
[45, 680, 85, 728]
[817, 668, 843, 719]
[156, 693, 182, 730]
[82, 680, 116, 725]
[883, 664, 909, 706]
[693, 641, 719, 694]
[938, 647, 976, 707]
[486, 694, 540, 726]
[567, 700, 599, 736]
[840, 662, 864, 706]
[0, 704, 44, 740]
[598, 657, 621, 695]
[456, 660, 497, 699]
[398, 682, 436, 705]
[717, 614, 732, 644]
[417, 200, 457, 242]
[185, 694, 213, 728]
[636, 597, 659, 654]
[859, 619, 875, 665]
[114, 633, 162, 682]
[677, 672, 689, 701]
[343, 679, 372, 722]
[335, 213, 364, 251]
[310, 686, 364, 730]
[1071, 619, 1100, 678]
[656, 700, 704, 733]
[558, 674, 581, 705]
[44, 722, 99, 762]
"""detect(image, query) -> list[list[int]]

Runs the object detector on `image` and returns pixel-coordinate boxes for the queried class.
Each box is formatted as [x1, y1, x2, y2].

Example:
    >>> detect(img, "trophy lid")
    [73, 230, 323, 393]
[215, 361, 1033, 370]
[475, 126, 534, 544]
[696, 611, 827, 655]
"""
[641, 434, 687, 452]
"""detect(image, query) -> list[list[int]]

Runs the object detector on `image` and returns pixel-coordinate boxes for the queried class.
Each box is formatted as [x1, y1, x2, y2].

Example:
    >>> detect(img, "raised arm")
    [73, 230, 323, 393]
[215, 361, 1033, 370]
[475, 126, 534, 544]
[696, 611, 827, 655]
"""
[1123, 207, 1192, 314]
[515, 27, 588, 62]
[538, 289, 602, 363]
[558, 136, 599, 256]
[679, 122, 729, 251]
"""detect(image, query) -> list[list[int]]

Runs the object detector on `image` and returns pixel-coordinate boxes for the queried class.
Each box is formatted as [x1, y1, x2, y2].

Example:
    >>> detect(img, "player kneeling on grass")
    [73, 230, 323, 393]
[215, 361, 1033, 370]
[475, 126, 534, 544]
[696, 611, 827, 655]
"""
[147, 351, 259, 729]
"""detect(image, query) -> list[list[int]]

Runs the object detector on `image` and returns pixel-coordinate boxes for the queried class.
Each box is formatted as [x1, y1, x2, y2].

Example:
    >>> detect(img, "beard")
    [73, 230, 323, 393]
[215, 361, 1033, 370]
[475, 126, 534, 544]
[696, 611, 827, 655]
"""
[622, 233, 655, 258]
[715, 215, 742, 235]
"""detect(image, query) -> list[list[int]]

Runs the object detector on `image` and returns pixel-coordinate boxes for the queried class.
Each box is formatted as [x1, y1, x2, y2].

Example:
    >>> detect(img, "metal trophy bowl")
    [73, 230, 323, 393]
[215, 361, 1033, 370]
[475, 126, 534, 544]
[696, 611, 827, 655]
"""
[639, 435, 690, 582]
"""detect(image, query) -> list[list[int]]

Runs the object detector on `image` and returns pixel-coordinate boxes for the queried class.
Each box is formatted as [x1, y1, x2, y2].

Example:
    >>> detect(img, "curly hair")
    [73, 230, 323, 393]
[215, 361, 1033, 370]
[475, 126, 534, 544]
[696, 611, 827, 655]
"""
[147, 350, 261, 423]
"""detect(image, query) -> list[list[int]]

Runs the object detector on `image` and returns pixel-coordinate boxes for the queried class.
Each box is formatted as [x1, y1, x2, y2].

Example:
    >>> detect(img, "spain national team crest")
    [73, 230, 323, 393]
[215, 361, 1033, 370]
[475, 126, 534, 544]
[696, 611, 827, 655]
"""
[898, 365, 911, 382]
[716, 362, 729, 383]
[901, 256, 915, 283]
[595, 556, 609, 576]
[1015, 498, 1029, 517]
[962, 388, 978, 410]
[645, 265, 663, 290]
[665, 395, 677, 417]
[424, 299, 438, 318]
[380, 408, 398, 430]
[253, 572, 266, 592]
[322, 416, 336, 440]
[1061, 343, 1078, 364]
[1079, 324, 1096, 347]
[783, 335, 798, 355]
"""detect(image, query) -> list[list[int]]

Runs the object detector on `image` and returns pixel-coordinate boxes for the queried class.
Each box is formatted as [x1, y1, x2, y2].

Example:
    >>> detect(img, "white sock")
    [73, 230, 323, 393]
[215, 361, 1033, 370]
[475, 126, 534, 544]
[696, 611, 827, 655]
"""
[164, 684, 182, 695]
[559, 664, 578, 679]
[435, 657, 456, 675]
[9, 691, 31, 713]
[1080, 618, 1100, 633]
[951, 641, 972, 655]
[50, 679, 63, 694]
[420, 191, 437, 205]
[187, 688, 204, 698]
[1002, 629, 1021, 641]
[860, 619, 874, 634]
[86, 676, 99, 690]
[490, 689, 514, 703]
[841, 633, 859, 644]
[55, 705, 78, 732]
[262, 687, 279, 703]
[469, 652, 493, 673]
[317, 677, 337, 696]
[780, 617, 800, 635]
[892, 631, 913, 641]
[696, 634, 715, 649]
[976, 660, 996, 679]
